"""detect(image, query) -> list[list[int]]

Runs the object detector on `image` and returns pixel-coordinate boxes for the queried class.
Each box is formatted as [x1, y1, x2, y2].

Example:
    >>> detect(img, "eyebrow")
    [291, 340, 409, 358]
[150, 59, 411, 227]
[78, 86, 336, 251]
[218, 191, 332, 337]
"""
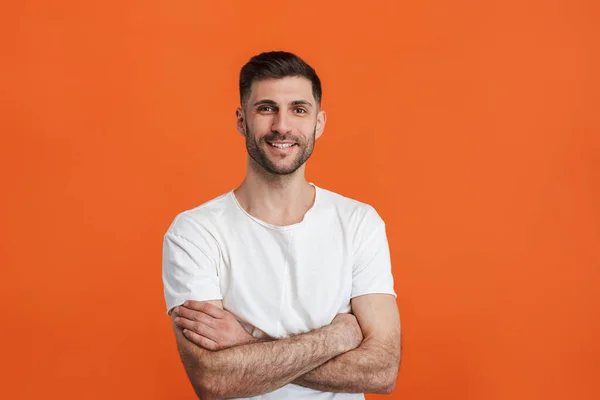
[252, 99, 314, 108]
[291, 100, 313, 107]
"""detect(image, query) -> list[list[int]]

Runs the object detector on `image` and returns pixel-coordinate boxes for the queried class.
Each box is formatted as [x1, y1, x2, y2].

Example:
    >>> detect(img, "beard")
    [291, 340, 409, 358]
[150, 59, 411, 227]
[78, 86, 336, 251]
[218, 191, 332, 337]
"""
[244, 122, 316, 175]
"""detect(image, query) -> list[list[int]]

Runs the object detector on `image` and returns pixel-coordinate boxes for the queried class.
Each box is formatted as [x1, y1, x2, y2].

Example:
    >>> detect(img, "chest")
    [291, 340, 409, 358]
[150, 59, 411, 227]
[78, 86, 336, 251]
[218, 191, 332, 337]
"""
[216, 223, 354, 338]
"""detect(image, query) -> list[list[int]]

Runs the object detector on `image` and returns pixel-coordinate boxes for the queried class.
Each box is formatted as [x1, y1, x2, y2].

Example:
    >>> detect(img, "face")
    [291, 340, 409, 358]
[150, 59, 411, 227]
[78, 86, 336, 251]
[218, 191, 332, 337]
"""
[236, 76, 326, 175]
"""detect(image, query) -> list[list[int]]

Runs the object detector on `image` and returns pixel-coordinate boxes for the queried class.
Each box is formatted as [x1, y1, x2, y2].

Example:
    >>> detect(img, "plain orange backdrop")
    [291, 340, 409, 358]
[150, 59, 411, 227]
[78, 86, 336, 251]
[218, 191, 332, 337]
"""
[1, 1, 599, 399]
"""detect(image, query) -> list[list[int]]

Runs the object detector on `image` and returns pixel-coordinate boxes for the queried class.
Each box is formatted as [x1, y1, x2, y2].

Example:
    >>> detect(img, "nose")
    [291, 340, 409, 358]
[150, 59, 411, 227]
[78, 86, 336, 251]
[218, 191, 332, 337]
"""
[271, 110, 292, 134]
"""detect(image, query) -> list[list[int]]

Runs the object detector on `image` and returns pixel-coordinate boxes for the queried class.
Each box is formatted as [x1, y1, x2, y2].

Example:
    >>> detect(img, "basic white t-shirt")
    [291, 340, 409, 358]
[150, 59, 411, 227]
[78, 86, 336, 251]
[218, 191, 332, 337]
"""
[162, 184, 396, 399]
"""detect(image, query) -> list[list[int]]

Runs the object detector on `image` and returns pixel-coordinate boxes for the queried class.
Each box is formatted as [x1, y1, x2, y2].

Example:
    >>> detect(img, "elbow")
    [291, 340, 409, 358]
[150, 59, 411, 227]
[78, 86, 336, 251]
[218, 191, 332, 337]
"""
[190, 374, 213, 399]
[377, 349, 401, 394]
[193, 388, 222, 400]
[189, 362, 227, 400]
[377, 379, 396, 395]
[374, 376, 396, 395]
[373, 365, 399, 395]
[191, 374, 225, 400]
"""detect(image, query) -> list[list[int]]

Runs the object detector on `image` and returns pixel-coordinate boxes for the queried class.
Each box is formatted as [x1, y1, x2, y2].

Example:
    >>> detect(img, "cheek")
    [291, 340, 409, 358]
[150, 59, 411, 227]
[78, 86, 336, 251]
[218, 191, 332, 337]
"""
[299, 122, 317, 139]
[248, 118, 271, 135]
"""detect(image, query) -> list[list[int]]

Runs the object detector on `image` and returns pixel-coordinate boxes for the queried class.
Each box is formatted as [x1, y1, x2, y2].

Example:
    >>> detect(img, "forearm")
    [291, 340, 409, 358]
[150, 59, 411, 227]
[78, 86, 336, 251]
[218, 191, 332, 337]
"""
[293, 337, 400, 394]
[183, 324, 351, 399]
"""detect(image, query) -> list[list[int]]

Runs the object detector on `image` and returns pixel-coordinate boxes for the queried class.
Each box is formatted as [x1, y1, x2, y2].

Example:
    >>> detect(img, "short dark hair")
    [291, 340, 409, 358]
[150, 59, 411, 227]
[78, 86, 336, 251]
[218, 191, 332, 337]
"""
[239, 51, 322, 108]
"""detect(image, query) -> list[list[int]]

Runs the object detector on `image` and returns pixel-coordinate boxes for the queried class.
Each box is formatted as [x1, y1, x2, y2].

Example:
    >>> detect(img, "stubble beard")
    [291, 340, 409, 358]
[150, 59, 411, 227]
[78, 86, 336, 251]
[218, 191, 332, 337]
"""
[244, 122, 316, 176]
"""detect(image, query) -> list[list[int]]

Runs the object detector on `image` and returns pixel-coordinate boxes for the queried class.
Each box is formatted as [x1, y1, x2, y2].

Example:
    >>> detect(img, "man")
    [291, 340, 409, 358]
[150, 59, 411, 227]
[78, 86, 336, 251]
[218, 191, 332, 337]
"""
[162, 51, 401, 399]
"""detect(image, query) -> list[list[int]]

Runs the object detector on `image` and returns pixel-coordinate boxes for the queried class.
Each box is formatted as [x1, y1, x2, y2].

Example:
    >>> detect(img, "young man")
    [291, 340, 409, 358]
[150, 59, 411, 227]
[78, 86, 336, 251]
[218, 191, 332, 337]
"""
[163, 51, 401, 399]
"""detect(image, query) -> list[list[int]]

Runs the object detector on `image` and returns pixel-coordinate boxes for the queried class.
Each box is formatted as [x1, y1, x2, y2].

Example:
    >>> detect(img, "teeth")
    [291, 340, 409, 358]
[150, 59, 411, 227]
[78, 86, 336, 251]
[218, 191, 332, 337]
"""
[269, 142, 294, 149]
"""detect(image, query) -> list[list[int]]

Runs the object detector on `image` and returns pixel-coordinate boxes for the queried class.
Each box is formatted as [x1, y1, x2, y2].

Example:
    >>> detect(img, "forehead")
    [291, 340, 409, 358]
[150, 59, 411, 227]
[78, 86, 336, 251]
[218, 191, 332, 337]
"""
[249, 76, 314, 104]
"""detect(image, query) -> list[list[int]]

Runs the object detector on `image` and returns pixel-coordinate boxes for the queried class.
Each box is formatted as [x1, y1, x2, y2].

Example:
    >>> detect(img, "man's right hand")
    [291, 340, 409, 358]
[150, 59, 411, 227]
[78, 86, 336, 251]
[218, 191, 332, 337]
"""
[173, 301, 259, 351]
[331, 313, 364, 352]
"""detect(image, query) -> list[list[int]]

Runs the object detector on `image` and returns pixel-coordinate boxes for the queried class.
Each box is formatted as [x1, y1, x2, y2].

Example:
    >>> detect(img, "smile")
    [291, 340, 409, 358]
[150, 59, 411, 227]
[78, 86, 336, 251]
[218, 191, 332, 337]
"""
[267, 142, 296, 149]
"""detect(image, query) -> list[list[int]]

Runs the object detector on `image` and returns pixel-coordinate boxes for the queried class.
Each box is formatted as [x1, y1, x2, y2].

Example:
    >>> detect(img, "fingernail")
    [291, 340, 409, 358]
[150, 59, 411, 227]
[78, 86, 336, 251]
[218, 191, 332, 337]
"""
[174, 317, 180, 323]
[184, 301, 189, 306]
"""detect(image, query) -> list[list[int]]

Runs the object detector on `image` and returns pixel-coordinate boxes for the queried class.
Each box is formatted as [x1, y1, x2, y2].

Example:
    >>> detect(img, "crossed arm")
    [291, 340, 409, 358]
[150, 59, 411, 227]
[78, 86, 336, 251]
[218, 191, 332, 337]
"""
[170, 294, 401, 399]
[291, 294, 401, 393]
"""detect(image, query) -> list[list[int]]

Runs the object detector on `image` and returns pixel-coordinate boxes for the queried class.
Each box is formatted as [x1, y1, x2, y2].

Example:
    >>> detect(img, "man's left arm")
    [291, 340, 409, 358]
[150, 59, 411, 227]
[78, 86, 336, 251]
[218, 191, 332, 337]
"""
[292, 293, 401, 394]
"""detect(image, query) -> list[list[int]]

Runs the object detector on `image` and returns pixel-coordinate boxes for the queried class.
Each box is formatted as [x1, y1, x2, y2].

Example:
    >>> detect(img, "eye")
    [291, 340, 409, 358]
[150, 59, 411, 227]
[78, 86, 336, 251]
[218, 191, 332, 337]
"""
[294, 108, 308, 114]
[258, 106, 275, 112]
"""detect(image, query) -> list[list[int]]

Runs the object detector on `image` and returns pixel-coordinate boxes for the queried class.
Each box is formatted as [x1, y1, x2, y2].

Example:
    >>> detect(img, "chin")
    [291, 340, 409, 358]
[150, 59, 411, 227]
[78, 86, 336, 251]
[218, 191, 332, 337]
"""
[266, 162, 303, 176]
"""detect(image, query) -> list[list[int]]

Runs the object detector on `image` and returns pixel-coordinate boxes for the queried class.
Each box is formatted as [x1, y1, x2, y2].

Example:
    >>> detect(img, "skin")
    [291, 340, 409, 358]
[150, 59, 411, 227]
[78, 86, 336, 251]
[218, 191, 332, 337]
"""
[170, 76, 401, 398]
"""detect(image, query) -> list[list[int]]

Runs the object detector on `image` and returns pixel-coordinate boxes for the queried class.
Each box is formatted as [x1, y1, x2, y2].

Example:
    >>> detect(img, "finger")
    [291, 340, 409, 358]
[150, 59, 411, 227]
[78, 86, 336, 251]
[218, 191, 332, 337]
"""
[184, 301, 225, 319]
[181, 328, 219, 351]
[174, 316, 219, 340]
[175, 307, 219, 329]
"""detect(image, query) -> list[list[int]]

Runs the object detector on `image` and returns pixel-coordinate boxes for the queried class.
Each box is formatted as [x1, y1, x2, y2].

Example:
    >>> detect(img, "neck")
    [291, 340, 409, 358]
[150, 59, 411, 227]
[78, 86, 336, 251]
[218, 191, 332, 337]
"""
[233, 159, 316, 226]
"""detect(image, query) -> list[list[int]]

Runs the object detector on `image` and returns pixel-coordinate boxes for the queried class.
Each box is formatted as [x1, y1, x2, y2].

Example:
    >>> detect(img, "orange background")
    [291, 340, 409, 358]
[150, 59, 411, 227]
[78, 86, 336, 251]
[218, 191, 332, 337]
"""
[1, 1, 599, 399]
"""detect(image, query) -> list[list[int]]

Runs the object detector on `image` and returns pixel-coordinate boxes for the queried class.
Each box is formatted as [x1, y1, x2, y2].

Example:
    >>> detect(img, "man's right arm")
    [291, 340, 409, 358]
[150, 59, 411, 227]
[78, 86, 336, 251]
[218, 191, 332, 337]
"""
[172, 302, 362, 400]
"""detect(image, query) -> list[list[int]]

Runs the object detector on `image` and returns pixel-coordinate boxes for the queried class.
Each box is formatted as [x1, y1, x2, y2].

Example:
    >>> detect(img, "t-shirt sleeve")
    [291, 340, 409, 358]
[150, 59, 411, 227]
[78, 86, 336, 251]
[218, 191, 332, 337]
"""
[162, 214, 223, 315]
[351, 206, 397, 299]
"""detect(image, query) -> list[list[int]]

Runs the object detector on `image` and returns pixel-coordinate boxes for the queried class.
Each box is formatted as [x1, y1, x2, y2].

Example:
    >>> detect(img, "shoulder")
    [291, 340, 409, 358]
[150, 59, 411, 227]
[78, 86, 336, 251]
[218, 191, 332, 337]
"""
[166, 191, 234, 239]
[316, 185, 384, 222]
[315, 185, 385, 229]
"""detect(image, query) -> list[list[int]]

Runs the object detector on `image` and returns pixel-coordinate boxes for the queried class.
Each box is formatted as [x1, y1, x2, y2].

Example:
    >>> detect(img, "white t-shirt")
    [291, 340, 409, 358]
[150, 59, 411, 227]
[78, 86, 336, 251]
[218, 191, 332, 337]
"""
[162, 184, 396, 399]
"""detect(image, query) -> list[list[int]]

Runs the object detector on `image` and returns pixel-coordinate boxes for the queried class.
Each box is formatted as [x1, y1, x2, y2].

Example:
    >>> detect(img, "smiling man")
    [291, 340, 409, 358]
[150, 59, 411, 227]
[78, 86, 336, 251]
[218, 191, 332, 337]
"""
[162, 51, 401, 399]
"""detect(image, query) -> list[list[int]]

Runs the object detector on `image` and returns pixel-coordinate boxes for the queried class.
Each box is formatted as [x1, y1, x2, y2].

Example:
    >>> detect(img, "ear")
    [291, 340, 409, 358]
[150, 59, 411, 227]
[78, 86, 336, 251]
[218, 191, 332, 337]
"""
[315, 110, 327, 139]
[236, 107, 246, 137]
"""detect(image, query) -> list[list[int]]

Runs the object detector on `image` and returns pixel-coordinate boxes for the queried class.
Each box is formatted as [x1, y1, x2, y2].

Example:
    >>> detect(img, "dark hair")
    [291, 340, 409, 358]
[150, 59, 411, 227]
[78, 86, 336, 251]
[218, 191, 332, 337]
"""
[239, 51, 322, 108]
